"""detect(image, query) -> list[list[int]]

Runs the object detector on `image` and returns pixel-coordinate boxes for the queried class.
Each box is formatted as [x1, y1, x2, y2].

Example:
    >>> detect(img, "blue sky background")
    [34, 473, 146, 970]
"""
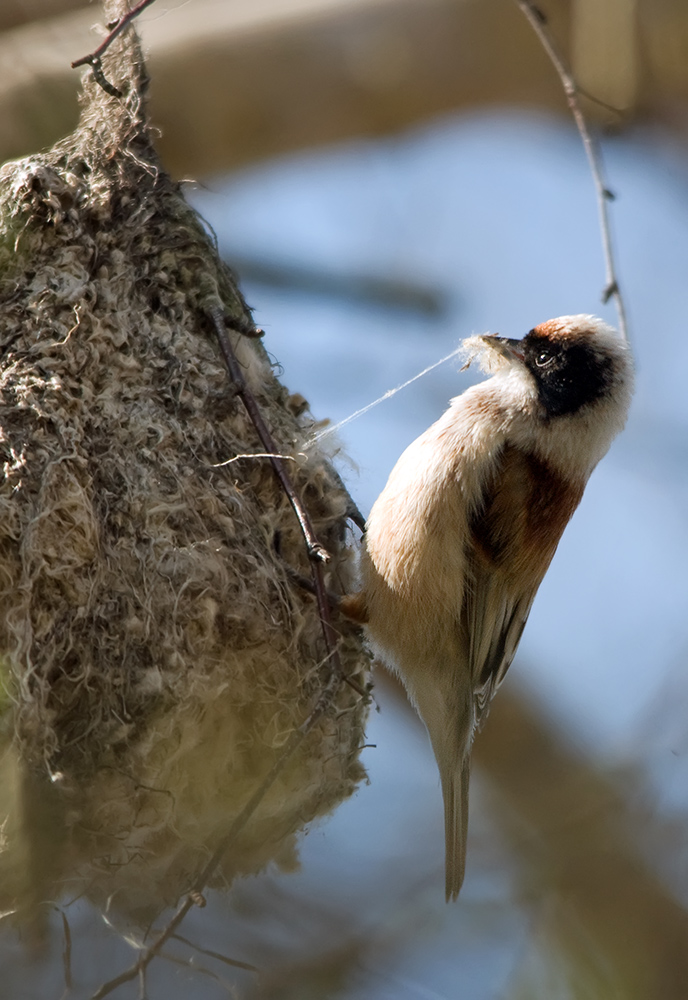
[185, 109, 688, 997]
[4, 105, 687, 1000]
[191, 110, 688, 754]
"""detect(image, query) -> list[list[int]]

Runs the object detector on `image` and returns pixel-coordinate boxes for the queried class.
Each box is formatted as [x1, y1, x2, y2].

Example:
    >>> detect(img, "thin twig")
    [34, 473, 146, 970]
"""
[209, 309, 330, 563]
[157, 949, 237, 994]
[91, 659, 341, 999]
[211, 451, 298, 468]
[91, 308, 369, 998]
[71, 0, 159, 95]
[209, 309, 368, 698]
[170, 932, 259, 972]
[513, 0, 629, 342]
[72, 0, 158, 69]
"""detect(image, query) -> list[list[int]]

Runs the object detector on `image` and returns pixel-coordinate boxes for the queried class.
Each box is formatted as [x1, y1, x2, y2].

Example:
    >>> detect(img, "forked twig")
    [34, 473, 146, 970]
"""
[71, 0, 159, 95]
[170, 932, 259, 972]
[90, 311, 368, 998]
[91, 308, 369, 997]
[210, 310, 330, 563]
[209, 309, 368, 698]
[513, 0, 629, 342]
[72, 0, 157, 69]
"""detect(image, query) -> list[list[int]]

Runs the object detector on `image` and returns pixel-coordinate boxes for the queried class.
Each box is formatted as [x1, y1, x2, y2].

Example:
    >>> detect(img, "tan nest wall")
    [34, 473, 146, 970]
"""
[0, 7, 370, 922]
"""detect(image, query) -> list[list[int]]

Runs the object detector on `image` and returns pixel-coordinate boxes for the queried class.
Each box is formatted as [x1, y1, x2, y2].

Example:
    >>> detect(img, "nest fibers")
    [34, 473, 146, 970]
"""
[0, 12, 369, 913]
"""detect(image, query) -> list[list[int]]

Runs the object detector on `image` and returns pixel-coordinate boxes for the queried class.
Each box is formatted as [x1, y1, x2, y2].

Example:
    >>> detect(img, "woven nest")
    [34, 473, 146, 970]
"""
[0, 5, 370, 921]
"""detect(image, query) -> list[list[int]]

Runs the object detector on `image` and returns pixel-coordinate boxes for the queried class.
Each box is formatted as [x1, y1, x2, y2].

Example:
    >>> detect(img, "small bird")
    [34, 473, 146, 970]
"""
[357, 315, 633, 901]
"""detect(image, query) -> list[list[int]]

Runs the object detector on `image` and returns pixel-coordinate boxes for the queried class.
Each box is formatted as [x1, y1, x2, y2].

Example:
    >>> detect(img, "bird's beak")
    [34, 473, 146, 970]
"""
[480, 334, 526, 363]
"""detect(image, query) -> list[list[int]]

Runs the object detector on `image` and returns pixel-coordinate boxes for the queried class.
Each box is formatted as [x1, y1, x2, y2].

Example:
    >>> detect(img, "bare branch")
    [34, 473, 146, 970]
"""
[209, 309, 368, 698]
[513, 0, 629, 342]
[170, 932, 259, 972]
[209, 309, 330, 563]
[71, 0, 159, 95]
[157, 949, 236, 994]
[91, 306, 369, 998]
[72, 0, 157, 69]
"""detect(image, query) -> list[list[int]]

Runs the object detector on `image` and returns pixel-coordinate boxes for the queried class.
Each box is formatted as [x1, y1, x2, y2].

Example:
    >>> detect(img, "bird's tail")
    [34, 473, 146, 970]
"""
[412, 678, 474, 901]
[441, 754, 471, 901]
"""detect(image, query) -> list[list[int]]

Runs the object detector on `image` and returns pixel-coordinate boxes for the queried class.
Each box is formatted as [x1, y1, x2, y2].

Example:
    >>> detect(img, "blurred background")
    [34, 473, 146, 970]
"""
[2, 0, 688, 997]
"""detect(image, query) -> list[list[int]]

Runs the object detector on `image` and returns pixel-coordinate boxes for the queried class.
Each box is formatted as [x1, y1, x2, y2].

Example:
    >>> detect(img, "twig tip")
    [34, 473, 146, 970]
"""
[602, 280, 619, 304]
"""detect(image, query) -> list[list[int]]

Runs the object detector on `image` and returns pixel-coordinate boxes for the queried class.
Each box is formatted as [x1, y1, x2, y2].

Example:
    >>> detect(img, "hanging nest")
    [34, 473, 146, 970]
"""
[0, 2, 370, 922]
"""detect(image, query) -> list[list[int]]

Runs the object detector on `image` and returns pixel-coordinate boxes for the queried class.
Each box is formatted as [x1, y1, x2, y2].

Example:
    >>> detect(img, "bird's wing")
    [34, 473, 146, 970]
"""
[464, 569, 537, 727]
[462, 444, 582, 728]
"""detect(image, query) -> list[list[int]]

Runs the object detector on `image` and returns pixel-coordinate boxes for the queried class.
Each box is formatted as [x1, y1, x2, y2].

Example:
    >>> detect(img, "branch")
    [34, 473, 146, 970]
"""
[210, 310, 330, 563]
[170, 933, 259, 972]
[513, 0, 629, 342]
[71, 0, 159, 95]
[209, 309, 368, 699]
[91, 307, 369, 997]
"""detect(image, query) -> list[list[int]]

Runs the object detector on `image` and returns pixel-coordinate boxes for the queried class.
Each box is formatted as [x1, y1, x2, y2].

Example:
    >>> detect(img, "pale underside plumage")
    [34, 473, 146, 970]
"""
[362, 318, 633, 900]
[363, 406, 564, 900]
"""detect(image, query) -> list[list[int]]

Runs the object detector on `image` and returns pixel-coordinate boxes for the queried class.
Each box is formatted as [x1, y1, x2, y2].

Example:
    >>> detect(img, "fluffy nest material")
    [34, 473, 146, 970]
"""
[0, 4, 370, 915]
[459, 334, 510, 374]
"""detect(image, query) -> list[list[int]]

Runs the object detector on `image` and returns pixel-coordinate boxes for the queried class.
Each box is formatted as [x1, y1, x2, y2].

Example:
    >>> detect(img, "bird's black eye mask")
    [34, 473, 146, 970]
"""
[522, 331, 614, 417]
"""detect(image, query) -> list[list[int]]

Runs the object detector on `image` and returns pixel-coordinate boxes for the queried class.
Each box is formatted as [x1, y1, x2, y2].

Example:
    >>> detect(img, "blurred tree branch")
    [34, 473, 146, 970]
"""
[477, 690, 688, 1000]
[0, 0, 87, 33]
[514, 0, 628, 339]
[2, 0, 688, 179]
[382, 669, 688, 1000]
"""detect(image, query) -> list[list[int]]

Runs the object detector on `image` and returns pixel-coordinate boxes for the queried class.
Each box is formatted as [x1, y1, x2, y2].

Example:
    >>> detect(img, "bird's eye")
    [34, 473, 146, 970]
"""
[535, 350, 554, 367]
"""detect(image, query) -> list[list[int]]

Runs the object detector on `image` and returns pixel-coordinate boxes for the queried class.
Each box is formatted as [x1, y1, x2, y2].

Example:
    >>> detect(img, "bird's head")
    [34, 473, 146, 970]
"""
[463, 315, 633, 421]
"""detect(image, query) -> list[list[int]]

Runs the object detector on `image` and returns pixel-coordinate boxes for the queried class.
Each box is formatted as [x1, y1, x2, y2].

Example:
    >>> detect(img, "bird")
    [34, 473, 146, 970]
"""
[354, 315, 634, 901]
